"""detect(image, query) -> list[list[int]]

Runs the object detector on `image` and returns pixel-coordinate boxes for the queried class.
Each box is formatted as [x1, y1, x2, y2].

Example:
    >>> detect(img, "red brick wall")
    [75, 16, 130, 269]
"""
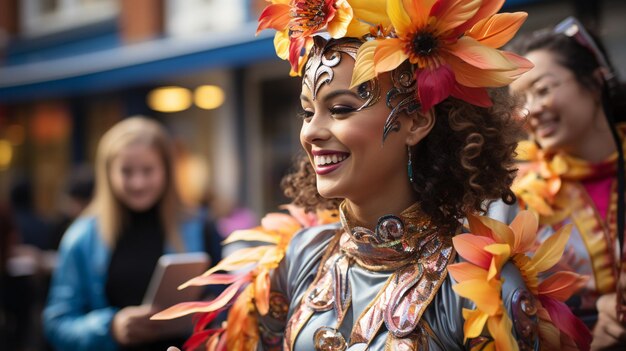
[0, 0, 18, 35]
[119, 0, 164, 43]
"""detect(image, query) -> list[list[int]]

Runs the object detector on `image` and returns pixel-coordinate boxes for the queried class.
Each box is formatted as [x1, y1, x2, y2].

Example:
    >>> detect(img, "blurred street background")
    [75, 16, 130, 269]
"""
[0, 0, 624, 350]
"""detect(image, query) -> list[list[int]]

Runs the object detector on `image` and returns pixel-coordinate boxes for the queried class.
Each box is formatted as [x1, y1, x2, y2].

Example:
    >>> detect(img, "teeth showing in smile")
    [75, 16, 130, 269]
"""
[315, 154, 347, 166]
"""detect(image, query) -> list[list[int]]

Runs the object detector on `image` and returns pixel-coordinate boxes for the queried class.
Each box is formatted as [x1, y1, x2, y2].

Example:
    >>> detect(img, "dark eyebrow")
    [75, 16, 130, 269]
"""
[529, 73, 557, 87]
[300, 89, 360, 103]
[322, 89, 360, 101]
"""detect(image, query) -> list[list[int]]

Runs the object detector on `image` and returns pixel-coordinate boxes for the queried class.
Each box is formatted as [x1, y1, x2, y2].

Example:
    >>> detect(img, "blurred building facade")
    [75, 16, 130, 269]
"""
[0, 0, 625, 218]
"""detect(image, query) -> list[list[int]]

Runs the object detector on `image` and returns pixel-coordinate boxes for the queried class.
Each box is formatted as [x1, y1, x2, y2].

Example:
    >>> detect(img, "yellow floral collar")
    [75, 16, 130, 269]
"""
[512, 127, 626, 216]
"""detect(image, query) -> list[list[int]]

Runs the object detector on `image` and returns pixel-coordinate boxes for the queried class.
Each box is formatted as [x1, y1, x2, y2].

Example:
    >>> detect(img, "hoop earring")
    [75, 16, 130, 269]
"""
[407, 146, 414, 183]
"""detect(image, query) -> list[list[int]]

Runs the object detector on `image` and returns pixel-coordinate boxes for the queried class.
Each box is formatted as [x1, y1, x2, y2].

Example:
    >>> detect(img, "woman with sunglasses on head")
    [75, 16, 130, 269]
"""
[509, 17, 626, 350]
[155, 1, 591, 350]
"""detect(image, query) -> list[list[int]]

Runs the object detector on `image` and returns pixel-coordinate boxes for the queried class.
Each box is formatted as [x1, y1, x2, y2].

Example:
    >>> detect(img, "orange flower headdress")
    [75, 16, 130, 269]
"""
[258, 0, 533, 111]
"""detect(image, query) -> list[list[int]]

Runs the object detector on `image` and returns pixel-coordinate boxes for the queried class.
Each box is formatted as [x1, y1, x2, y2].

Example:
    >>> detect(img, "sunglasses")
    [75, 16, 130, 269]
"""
[553, 16, 620, 95]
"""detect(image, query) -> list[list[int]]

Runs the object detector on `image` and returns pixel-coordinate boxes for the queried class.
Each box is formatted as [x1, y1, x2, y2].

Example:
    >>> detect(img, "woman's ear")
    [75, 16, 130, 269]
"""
[405, 109, 435, 146]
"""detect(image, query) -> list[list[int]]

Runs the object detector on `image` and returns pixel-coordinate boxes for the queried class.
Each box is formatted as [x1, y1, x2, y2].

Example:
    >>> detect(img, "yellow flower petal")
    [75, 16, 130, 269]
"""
[345, 17, 372, 37]
[448, 262, 488, 282]
[453, 279, 502, 316]
[373, 38, 408, 73]
[530, 224, 572, 272]
[273, 30, 290, 60]
[447, 36, 516, 70]
[466, 12, 528, 48]
[462, 308, 489, 339]
[404, 0, 436, 28]
[432, 0, 481, 35]
[475, 215, 515, 246]
[254, 270, 270, 315]
[350, 40, 379, 88]
[519, 192, 555, 216]
[195, 246, 272, 280]
[486, 314, 517, 351]
[516, 141, 540, 161]
[223, 229, 279, 245]
[447, 54, 518, 88]
[509, 210, 538, 253]
[387, 0, 412, 36]
[550, 154, 569, 174]
[327, 0, 353, 38]
[454, 0, 505, 34]
[484, 243, 511, 280]
[261, 212, 302, 234]
[348, 0, 391, 30]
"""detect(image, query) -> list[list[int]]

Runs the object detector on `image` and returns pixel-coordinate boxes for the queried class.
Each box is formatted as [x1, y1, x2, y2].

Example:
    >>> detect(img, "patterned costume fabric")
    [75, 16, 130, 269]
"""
[512, 124, 626, 324]
[260, 204, 536, 350]
[153, 202, 591, 350]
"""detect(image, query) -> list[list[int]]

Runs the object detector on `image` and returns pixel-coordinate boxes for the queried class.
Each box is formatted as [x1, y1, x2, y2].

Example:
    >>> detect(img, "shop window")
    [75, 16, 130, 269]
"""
[20, 0, 119, 36]
[165, 0, 246, 37]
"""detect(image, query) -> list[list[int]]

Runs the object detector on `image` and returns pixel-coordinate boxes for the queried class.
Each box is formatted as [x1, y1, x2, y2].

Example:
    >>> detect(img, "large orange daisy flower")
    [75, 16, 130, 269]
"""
[449, 211, 591, 350]
[351, 0, 533, 111]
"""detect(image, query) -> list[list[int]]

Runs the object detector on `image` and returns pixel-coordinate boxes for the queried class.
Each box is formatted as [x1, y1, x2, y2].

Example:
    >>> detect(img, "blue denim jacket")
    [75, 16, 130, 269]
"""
[43, 215, 205, 351]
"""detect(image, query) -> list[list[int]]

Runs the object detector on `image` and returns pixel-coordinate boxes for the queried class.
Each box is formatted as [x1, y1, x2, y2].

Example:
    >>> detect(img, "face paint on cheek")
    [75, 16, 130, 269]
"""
[383, 62, 420, 143]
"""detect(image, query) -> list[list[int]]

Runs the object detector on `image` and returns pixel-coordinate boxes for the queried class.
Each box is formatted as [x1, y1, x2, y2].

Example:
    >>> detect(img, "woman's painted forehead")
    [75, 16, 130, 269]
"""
[301, 37, 380, 109]
[302, 37, 360, 99]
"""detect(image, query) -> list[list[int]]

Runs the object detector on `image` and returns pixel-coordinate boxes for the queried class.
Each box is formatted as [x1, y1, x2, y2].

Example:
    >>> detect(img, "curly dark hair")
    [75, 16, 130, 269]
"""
[281, 87, 523, 230]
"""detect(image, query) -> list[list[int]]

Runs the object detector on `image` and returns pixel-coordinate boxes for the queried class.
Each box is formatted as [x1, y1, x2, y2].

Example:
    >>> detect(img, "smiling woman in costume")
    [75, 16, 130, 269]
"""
[508, 17, 626, 350]
[154, 1, 592, 350]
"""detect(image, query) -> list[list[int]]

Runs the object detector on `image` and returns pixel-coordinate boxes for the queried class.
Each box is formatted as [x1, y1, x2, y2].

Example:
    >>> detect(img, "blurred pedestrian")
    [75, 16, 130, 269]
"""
[9, 176, 53, 250]
[49, 163, 94, 251]
[43, 116, 222, 351]
[509, 17, 626, 350]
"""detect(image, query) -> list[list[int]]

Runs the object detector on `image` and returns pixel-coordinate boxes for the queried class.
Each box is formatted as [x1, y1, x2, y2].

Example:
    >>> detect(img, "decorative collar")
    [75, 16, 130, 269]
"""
[512, 124, 626, 216]
[338, 200, 446, 271]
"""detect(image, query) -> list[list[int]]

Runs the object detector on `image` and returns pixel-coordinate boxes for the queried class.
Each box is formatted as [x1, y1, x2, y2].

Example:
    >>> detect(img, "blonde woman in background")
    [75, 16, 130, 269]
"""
[43, 116, 222, 351]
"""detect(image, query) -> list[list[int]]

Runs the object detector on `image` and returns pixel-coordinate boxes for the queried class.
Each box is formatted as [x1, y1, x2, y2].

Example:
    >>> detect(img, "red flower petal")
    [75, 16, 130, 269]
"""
[256, 4, 291, 34]
[538, 295, 592, 351]
[288, 36, 306, 75]
[193, 310, 221, 332]
[450, 84, 492, 107]
[416, 64, 455, 111]
[183, 328, 225, 351]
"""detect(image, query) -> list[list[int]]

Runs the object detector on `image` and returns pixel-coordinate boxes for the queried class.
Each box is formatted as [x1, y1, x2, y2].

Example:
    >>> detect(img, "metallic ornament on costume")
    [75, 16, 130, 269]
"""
[511, 289, 539, 351]
[268, 292, 290, 322]
[314, 326, 347, 351]
[340, 202, 436, 270]
[383, 62, 420, 142]
[303, 37, 380, 109]
[385, 321, 432, 351]
[286, 203, 455, 349]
